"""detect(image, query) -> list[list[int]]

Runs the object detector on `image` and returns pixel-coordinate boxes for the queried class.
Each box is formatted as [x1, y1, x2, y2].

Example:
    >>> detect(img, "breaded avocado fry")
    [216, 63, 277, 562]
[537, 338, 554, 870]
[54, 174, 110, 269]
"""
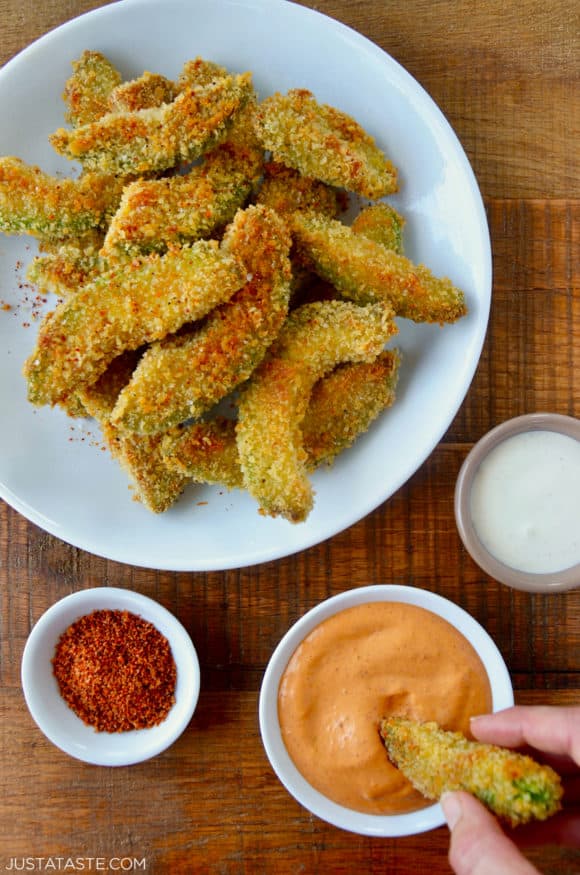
[27, 232, 106, 297]
[302, 350, 400, 466]
[292, 211, 467, 324]
[0, 158, 123, 239]
[161, 350, 400, 487]
[101, 126, 263, 257]
[107, 71, 177, 113]
[380, 717, 563, 827]
[102, 423, 189, 513]
[63, 50, 122, 127]
[254, 89, 398, 199]
[50, 72, 254, 175]
[351, 202, 405, 253]
[23, 240, 246, 406]
[255, 161, 343, 219]
[236, 299, 397, 522]
[111, 204, 292, 433]
[79, 351, 188, 513]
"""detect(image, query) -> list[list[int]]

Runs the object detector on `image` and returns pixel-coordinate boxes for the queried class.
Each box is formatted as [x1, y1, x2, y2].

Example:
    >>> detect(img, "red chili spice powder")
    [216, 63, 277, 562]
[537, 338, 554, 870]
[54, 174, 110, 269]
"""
[52, 609, 177, 733]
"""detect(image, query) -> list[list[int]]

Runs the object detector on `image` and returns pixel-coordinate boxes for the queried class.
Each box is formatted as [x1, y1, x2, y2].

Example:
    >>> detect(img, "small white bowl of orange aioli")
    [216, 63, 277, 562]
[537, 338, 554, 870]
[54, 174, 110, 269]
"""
[259, 585, 513, 837]
[455, 413, 580, 593]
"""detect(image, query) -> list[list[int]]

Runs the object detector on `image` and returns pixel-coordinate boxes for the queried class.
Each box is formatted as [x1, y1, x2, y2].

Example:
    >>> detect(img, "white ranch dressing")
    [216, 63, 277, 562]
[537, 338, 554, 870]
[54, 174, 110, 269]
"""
[470, 429, 580, 574]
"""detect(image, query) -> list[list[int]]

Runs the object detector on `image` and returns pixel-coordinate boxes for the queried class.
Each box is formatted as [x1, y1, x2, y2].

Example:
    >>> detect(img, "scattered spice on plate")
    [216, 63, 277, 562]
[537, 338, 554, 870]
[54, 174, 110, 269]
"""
[52, 609, 176, 732]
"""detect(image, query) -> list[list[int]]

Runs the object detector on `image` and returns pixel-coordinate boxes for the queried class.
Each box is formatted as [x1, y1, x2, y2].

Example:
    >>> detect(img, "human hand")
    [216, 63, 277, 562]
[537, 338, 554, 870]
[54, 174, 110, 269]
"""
[440, 705, 580, 875]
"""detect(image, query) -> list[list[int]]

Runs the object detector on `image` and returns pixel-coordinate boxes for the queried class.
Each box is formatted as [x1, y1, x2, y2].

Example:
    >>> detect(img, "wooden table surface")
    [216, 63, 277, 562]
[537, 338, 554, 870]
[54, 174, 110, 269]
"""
[0, 1, 578, 873]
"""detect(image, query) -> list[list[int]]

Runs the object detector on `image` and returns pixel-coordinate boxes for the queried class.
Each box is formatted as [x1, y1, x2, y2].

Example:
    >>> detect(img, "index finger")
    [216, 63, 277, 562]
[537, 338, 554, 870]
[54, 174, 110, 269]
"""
[471, 706, 580, 764]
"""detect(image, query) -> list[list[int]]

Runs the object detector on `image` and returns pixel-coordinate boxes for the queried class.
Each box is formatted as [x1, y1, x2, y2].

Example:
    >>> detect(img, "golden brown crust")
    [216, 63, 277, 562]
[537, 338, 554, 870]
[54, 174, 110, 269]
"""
[236, 300, 397, 522]
[107, 71, 177, 113]
[51, 72, 254, 175]
[255, 161, 343, 219]
[302, 350, 400, 466]
[103, 423, 188, 513]
[27, 232, 106, 296]
[380, 717, 563, 827]
[63, 50, 122, 127]
[254, 89, 398, 199]
[23, 241, 246, 406]
[292, 211, 467, 324]
[111, 205, 292, 433]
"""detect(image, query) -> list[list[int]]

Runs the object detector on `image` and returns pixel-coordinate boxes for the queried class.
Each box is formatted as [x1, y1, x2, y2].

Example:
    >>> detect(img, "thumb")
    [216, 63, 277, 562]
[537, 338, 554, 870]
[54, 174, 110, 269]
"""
[441, 791, 540, 875]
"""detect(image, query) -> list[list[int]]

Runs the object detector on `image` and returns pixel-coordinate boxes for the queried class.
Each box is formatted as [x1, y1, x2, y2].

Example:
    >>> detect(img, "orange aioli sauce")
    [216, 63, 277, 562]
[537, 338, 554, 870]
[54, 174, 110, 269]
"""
[278, 601, 492, 815]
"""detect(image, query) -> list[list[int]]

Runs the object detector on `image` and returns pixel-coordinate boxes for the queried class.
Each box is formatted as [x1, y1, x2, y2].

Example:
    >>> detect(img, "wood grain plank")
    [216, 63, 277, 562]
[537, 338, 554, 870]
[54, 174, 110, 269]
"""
[448, 198, 580, 440]
[3, 473, 580, 694]
[0, 0, 116, 66]
[0, 2, 578, 873]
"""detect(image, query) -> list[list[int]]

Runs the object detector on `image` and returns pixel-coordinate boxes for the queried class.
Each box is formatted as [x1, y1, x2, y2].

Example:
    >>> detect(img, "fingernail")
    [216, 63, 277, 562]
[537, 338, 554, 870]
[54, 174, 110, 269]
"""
[469, 714, 485, 724]
[441, 792, 462, 830]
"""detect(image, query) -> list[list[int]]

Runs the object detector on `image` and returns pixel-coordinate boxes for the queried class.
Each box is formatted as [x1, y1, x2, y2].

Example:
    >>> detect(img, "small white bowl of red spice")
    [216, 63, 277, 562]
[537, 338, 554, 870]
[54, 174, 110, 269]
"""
[259, 585, 514, 837]
[21, 587, 200, 766]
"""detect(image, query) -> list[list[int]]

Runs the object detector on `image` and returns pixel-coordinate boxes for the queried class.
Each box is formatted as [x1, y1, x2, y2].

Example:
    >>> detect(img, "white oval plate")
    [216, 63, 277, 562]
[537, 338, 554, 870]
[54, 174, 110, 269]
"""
[0, 0, 491, 571]
[259, 585, 514, 836]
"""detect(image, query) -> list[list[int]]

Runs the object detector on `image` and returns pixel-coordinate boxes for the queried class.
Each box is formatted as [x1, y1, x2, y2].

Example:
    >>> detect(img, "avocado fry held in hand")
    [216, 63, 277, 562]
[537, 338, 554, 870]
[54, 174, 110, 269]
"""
[379, 717, 563, 827]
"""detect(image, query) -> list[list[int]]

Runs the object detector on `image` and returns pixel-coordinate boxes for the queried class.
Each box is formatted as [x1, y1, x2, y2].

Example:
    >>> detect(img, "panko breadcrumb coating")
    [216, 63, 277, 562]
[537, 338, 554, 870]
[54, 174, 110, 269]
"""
[161, 418, 243, 489]
[63, 50, 122, 127]
[57, 394, 89, 419]
[101, 118, 263, 257]
[107, 71, 177, 113]
[111, 204, 292, 433]
[292, 211, 467, 324]
[161, 350, 400, 487]
[102, 423, 189, 513]
[351, 202, 405, 253]
[50, 72, 254, 176]
[380, 717, 563, 827]
[254, 159, 346, 298]
[236, 300, 397, 522]
[79, 351, 188, 513]
[302, 349, 400, 466]
[0, 158, 123, 239]
[254, 89, 398, 199]
[255, 161, 343, 219]
[27, 232, 106, 297]
[23, 240, 246, 406]
[177, 58, 229, 90]
[78, 349, 143, 421]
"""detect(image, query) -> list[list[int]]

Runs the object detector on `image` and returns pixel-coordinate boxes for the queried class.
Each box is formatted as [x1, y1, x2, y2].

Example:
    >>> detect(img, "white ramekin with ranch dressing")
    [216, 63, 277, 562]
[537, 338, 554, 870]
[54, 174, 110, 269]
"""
[455, 413, 580, 593]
